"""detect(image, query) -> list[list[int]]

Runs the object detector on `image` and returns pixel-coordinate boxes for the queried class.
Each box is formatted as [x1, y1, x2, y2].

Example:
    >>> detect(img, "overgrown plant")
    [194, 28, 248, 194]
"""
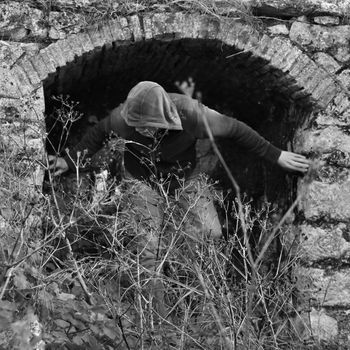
[0, 97, 313, 350]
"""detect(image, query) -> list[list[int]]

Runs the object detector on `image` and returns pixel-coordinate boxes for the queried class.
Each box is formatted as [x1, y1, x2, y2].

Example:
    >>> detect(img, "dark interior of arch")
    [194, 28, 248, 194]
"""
[44, 37, 309, 214]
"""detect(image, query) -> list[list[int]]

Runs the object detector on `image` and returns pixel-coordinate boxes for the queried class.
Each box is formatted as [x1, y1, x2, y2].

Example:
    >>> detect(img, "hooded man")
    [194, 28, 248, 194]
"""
[49, 81, 309, 316]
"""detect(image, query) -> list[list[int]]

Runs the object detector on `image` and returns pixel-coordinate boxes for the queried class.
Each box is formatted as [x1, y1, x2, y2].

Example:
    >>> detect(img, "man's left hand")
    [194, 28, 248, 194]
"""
[277, 151, 310, 173]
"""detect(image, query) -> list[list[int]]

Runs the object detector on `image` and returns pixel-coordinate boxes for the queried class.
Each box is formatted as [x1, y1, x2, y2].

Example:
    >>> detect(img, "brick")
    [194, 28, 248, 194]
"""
[279, 46, 304, 73]
[314, 82, 339, 108]
[168, 12, 188, 37]
[270, 40, 294, 69]
[55, 39, 75, 63]
[76, 32, 94, 53]
[66, 34, 86, 58]
[240, 30, 260, 51]
[259, 37, 286, 64]
[119, 16, 132, 41]
[98, 22, 115, 44]
[141, 15, 153, 39]
[87, 24, 105, 48]
[150, 13, 167, 37]
[179, 14, 206, 39]
[18, 58, 41, 85]
[42, 44, 66, 67]
[107, 19, 127, 42]
[11, 65, 34, 96]
[222, 27, 239, 47]
[38, 51, 57, 74]
[128, 15, 143, 41]
[305, 68, 329, 93]
[296, 63, 323, 91]
[288, 54, 311, 78]
[30, 55, 49, 81]
[253, 34, 273, 57]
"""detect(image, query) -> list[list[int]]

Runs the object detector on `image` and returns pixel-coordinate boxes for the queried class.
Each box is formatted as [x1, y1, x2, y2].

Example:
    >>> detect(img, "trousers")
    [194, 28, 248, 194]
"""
[120, 174, 222, 317]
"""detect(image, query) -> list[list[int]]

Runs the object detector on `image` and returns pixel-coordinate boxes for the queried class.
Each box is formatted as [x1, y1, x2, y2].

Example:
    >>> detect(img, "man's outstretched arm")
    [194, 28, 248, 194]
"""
[48, 114, 115, 176]
[174, 94, 309, 173]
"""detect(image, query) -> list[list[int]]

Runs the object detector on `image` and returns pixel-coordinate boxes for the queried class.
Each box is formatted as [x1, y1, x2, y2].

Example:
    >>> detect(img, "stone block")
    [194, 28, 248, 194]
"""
[294, 126, 350, 154]
[30, 54, 49, 81]
[268, 24, 289, 36]
[314, 16, 340, 25]
[0, 67, 20, 98]
[308, 308, 338, 341]
[295, 266, 350, 307]
[298, 179, 350, 221]
[17, 58, 41, 86]
[337, 69, 350, 90]
[299, 223, 350, 262]
[333, 92, 350, 115]
[290, 21, 313, 46]
[11, 65, 34, 96]
[38, 51, 57, 75]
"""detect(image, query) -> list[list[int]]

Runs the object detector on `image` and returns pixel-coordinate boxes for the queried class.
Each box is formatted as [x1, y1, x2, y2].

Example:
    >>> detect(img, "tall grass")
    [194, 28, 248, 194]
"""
[0, 97, 311, 349]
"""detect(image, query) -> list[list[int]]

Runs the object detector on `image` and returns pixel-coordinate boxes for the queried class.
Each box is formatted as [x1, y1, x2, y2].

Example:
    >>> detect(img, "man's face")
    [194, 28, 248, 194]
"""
[136, 127, 171, 140]
[135, 126, 159, 138]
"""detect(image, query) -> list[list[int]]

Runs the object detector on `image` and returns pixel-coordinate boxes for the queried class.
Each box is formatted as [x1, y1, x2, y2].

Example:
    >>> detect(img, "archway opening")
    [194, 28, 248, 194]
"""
[43, 37, 311, 232]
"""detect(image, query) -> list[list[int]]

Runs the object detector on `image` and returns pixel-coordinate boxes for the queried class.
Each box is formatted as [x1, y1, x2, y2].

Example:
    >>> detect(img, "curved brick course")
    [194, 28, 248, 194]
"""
[9, 12, 341, 109]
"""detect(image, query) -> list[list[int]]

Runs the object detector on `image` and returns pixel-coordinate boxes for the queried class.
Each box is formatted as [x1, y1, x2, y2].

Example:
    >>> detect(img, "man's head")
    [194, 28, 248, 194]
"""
[121, 81, 182, 137]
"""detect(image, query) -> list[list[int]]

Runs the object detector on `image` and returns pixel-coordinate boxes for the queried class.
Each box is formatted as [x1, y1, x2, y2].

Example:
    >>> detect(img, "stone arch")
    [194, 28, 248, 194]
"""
[11, 12, 341, 108]
[7, 11, 345, 205]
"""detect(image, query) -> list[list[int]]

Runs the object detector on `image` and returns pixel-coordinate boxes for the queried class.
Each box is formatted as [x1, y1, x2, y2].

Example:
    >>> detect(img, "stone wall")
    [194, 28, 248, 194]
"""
[1, 1, 350, 348]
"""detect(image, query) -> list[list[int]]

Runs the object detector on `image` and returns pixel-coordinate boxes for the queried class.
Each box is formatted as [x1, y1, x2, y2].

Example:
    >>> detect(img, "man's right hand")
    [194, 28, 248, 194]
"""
[48, 155, 69, 176]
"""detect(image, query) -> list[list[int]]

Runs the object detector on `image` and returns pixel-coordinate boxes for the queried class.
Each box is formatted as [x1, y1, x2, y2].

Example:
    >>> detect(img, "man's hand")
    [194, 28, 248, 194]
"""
[277, 151, 310, 173]
[175, 77, 196, 98]
[48, 155, 69, 176]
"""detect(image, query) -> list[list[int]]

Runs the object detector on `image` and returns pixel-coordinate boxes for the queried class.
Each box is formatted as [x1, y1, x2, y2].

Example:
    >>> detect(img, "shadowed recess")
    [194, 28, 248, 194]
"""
[43, 38, 310, 206]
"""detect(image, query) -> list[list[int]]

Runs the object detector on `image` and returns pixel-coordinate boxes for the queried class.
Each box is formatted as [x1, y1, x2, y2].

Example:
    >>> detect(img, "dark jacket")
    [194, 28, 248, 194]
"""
[64, 93, 281, 189]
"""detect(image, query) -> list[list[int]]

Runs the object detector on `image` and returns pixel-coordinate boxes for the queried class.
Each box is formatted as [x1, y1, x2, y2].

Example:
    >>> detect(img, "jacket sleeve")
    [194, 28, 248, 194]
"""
[174, 94, 281, 164]
[64, 115, 114, 171]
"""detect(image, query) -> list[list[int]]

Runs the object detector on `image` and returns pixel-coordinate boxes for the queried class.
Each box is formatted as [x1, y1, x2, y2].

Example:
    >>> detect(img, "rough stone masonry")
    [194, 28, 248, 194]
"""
[1, 0, 350, 347]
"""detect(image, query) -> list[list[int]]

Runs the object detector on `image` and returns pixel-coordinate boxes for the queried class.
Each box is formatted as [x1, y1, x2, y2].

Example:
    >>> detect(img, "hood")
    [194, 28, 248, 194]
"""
[120, 81, 183, 130]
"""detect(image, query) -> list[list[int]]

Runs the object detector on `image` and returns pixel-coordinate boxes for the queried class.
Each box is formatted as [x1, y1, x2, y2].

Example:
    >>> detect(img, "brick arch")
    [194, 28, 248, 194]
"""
[11, 12, 339, 109]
